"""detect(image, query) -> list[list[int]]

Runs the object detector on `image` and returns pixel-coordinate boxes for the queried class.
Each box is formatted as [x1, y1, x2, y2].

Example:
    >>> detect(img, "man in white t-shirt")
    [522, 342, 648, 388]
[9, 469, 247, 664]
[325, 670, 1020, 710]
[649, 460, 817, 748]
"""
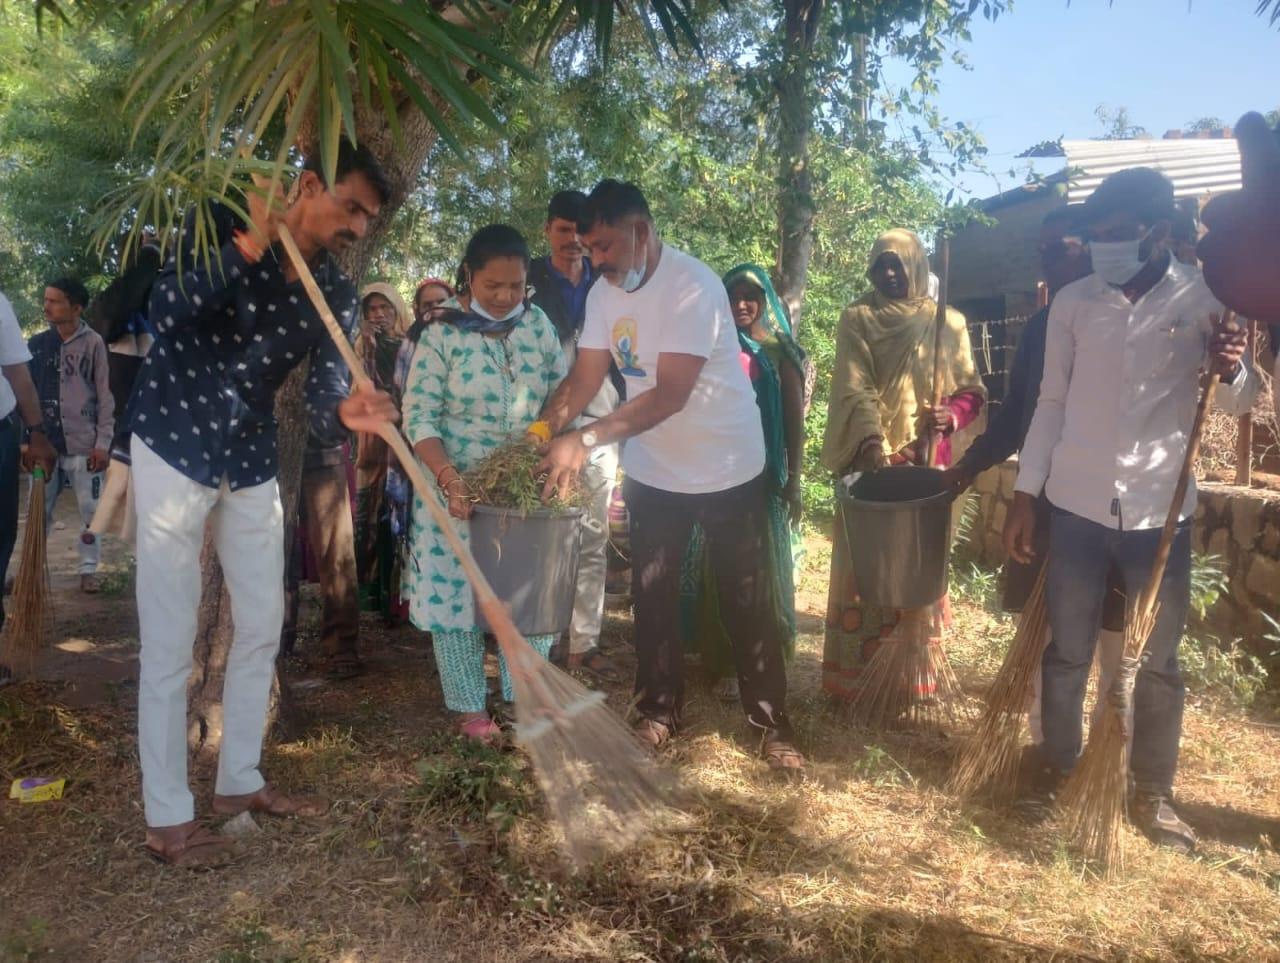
[0, 290, 58, 652]
[536, 180, 802, 772]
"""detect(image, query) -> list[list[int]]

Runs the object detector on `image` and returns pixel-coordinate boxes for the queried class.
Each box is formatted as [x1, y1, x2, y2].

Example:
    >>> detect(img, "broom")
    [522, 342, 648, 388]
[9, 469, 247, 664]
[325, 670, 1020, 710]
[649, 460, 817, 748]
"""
[948, 566, 1049, 800]
[1057, 314, 1232, 873]
[847, 236, 970, 731]
[0, 466, 51, 679]
[277, 226, 673, 864]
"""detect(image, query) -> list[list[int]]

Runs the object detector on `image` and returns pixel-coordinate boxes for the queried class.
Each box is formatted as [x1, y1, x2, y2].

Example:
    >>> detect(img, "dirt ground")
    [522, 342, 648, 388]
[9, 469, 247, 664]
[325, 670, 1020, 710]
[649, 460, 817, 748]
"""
[3, 496, 1280, 962]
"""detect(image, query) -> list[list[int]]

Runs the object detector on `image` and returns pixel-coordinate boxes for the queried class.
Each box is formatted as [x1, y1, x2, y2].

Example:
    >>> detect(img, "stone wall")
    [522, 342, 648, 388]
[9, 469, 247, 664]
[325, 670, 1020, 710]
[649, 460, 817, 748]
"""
[964, 461, 1280, 650]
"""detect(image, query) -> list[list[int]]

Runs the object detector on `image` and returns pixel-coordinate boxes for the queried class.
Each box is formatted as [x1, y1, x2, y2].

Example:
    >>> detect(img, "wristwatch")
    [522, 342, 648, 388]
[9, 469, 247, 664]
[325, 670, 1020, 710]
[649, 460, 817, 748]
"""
[580, 429, 598, 450]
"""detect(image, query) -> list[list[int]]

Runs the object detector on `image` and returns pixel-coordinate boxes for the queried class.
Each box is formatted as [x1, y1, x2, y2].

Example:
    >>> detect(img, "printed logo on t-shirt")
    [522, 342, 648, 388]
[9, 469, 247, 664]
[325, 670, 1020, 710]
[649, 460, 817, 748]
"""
[610, 317, 646, 377]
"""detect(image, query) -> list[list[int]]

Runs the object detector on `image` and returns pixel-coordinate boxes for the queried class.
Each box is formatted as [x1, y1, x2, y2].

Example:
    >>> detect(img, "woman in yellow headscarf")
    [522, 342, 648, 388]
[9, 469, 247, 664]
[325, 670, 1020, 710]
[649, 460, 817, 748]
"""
[821, 229, 985, 700]
[355, 282, 412, 621]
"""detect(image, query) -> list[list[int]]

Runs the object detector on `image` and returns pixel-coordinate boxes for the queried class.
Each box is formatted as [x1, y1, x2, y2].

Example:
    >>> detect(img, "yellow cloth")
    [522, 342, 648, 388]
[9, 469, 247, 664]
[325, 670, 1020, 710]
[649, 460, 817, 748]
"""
[821, 229, 983, 473]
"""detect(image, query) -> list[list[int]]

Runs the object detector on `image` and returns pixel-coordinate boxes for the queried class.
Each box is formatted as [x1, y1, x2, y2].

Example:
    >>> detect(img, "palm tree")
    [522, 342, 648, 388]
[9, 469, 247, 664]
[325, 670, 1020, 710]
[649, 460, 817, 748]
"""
[23, 0, 705, 753]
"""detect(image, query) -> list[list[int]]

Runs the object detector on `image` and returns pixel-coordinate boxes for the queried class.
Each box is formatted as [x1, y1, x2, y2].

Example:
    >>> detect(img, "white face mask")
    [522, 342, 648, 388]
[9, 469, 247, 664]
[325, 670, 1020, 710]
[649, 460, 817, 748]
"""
[1089, 238, 1146, 287]
[614, 224, 648, 293]
[470, 298, 523, 323]
[467, 277, 524, 323]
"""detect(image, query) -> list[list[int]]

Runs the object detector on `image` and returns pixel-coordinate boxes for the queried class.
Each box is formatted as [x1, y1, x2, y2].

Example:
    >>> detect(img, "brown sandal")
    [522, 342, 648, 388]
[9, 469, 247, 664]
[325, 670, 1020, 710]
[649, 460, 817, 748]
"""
[762, 733, 806, 772]
[144, 821, 236, 868]
[568, 647, 621, 684]
[212, 784, 329, 818]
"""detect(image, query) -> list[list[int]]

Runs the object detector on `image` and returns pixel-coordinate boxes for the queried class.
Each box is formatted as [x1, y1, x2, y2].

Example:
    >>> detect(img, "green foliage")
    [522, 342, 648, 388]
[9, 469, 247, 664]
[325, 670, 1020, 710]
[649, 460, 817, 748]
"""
[1183, 552, 1271, 709]
[1181, 632, 1269, 709]
[1094, 104, 1146, 141]
[950, 558, 1001, 614]
[0, 7, 170, 320]
[0, 918, 52, 962]
[1189, 552, 1230, 622]
[412, 735, 534, 835]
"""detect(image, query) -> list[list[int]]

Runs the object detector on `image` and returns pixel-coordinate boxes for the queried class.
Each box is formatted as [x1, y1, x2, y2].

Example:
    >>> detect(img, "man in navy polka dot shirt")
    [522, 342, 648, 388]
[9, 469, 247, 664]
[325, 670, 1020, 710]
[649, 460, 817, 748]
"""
[131, 140, 399, 867]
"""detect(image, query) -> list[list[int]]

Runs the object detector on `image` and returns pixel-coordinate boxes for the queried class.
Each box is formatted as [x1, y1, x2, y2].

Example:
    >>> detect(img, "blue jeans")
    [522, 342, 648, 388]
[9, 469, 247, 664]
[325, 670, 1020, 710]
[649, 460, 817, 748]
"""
[1043, 508, 1191, 795]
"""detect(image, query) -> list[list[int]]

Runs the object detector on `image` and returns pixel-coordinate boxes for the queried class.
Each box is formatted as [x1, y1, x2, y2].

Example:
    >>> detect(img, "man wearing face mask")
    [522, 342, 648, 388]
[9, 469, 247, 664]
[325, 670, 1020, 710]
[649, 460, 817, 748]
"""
[942, 209, 1126, 752]
[1002, 167, 1255, 852]
[534, 179, 803, 772]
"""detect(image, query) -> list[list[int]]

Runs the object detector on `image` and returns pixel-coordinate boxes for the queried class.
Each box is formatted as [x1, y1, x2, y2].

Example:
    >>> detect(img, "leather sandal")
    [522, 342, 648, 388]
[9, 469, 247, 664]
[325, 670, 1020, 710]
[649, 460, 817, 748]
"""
[144, 820, 236, 868]
[761, 731, 806, 772]
[567, 647, 621, 684]
[212, 783, 329, 819]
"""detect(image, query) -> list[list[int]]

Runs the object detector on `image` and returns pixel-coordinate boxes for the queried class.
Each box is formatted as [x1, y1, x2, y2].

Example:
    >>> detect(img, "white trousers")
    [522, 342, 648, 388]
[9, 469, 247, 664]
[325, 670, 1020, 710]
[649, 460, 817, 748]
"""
[41, 455, 102, 574]
[132, 439, 285, 827]
[568, 443, 619, 655]
[1028, 627, 1126, 746]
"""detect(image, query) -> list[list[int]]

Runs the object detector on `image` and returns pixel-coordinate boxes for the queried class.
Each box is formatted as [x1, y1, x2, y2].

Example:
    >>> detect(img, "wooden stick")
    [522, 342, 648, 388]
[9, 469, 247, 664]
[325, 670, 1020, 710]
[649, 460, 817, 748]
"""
[1128, 320, 1229, 641]
[276, 226, 536, 672]
[926, 235, 950, 468]
[1235, 319, 1257, 487]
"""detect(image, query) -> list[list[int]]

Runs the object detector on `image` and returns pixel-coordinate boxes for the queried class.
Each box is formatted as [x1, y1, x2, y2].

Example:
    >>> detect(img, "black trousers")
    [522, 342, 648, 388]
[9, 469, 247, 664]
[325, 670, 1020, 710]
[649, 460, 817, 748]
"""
[0, 415, 18, 632]
[625, 473, 790, 737]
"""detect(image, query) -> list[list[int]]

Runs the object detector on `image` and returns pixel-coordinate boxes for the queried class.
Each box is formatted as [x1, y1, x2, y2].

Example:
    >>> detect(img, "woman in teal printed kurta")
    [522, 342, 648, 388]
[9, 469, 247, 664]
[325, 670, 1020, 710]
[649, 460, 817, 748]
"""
[402, 225, 567, 743]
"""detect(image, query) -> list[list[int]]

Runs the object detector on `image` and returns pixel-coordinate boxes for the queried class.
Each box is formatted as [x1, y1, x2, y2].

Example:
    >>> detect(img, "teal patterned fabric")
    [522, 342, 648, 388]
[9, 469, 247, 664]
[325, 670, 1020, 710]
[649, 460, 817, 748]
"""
[402, 299, 568, 633]
[679, 265, 806, 670]
[433, 630, 555, 712]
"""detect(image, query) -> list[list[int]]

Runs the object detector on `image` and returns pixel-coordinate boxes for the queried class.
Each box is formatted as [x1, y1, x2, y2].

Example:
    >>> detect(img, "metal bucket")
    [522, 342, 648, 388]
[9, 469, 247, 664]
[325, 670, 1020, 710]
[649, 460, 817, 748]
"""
[469, 504, 584, 636]
[837, 466, 954, 609]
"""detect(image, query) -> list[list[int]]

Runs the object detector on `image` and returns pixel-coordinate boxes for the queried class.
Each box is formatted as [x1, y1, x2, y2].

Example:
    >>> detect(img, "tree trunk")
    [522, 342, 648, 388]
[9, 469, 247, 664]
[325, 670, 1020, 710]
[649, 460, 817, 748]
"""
[186, 97, 441, 758]
[772, 0, 824, 330]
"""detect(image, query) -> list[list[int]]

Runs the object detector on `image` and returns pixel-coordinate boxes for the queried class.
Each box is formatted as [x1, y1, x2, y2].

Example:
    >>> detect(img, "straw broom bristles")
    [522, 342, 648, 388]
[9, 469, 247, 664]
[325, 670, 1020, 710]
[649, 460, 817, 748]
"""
[847, 608, 969, 731]
[279, 227, 674, 864]
[0, 467, 50, 679]
[949, 567, 1049, 800]
[1056, 605, 1154, 875]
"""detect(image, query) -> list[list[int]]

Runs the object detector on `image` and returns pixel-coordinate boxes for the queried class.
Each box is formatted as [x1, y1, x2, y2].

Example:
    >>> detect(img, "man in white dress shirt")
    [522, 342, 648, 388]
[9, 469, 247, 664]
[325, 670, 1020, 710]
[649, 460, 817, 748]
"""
[1003, 168, 1255, 852]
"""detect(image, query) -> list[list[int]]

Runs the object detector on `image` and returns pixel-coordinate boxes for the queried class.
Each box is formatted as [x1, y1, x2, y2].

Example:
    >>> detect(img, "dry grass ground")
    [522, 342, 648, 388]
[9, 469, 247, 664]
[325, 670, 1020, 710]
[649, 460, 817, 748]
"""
[3, 502, 1280, 962]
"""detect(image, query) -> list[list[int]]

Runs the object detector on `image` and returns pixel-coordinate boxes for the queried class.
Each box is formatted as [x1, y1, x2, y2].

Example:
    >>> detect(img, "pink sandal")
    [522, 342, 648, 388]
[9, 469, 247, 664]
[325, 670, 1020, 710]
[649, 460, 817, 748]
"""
[458, 715, 502, 745]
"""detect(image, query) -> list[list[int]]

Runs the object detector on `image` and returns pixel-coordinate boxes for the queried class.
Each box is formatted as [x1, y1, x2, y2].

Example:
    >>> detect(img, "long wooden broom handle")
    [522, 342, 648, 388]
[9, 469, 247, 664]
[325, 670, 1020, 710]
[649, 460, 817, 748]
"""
[926, 236, 950, 468]
[1131, 311, 1235, 624]
[277, 225, 527, 653]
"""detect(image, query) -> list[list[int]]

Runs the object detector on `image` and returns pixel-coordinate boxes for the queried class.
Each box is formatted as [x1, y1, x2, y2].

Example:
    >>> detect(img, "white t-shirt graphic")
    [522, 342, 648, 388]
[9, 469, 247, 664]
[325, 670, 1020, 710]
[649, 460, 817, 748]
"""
[579, 244, 765, 494]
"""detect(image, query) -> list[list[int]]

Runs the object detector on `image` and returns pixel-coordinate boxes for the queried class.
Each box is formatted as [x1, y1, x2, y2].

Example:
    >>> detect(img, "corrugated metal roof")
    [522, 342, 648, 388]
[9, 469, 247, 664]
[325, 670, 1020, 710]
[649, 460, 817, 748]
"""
[1062, 138, 1241, 204]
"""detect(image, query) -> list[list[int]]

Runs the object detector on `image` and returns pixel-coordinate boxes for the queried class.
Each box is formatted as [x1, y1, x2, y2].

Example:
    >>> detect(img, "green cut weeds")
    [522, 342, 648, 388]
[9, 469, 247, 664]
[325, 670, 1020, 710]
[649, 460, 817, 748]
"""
[463, 438, 588, 514]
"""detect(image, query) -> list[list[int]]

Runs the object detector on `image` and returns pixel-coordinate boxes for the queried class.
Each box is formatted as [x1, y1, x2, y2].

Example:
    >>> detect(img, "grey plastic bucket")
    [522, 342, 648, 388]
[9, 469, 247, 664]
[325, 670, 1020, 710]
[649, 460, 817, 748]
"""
[470, 504, 584, 636]
[836, 466, 953, 609]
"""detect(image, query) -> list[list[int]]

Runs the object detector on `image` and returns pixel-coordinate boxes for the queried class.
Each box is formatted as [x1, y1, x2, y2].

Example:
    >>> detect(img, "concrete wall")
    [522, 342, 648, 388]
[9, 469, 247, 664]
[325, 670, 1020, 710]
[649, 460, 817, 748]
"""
[963, 460, 1280, 650]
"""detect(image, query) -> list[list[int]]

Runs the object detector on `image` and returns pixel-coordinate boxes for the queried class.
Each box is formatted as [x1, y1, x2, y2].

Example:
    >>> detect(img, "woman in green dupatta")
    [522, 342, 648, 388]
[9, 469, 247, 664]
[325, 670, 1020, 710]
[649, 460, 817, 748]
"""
[680, 264, 808, 699]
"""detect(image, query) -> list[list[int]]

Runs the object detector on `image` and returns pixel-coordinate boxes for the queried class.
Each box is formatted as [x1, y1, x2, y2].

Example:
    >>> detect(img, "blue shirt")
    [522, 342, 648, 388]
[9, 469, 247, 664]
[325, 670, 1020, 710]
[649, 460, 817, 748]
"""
[129, 204, 358, 490]
[550, 258, 593, 337]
